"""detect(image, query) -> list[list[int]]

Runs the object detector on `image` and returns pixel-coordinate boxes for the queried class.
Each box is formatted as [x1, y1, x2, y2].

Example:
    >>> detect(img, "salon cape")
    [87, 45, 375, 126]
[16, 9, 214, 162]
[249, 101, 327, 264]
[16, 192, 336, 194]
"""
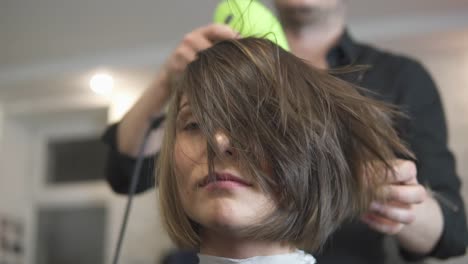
[198, 249, 316, 264]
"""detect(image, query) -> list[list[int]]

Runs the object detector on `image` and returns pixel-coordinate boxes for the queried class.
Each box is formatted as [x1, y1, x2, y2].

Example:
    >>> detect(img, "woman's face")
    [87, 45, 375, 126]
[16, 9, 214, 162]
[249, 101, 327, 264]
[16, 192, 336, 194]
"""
[173, 95, 276, 235]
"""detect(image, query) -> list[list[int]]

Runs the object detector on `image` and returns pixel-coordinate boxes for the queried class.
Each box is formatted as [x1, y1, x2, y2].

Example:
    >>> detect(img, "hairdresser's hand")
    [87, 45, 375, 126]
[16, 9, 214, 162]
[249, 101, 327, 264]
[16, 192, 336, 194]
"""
[161, 24, 239, 82]
[361, 160, 427, 235]
[117, 24, 238, 156]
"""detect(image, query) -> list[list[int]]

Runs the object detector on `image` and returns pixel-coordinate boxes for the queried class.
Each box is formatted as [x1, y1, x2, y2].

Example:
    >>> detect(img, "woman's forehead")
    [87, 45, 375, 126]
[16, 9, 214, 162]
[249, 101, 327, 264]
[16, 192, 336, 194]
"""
[179, 95, 189, 108]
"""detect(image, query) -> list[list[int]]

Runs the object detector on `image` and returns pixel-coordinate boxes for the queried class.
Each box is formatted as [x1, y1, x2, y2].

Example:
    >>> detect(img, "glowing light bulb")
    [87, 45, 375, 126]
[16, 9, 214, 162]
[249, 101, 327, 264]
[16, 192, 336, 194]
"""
[90, 73, 114, 95]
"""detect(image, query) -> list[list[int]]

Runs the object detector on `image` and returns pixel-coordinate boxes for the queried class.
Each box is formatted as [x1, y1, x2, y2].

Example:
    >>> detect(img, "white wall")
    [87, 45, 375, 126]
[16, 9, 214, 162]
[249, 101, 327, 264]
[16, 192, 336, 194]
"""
[0, 105, 3, 142]
[0, 113, 32, 263]
[0, 115, 31, 217]
[0, 100, 172, 263]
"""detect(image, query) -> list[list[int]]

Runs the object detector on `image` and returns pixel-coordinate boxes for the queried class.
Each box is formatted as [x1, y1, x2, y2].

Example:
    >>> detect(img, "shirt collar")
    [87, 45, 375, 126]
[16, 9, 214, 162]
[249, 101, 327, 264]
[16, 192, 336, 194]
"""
[198, 250, 316, 264]
[327, 30, 358, 68]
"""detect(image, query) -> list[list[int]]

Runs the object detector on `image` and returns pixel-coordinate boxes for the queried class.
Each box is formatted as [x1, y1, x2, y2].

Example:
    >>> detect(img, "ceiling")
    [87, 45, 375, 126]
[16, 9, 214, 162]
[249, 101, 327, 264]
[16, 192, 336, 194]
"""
[1, 0, 468, 105]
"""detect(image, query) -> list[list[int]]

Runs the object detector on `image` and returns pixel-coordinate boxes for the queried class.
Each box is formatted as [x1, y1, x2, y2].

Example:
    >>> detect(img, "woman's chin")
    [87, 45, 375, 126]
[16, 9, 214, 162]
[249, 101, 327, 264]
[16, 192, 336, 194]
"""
[184, 191, 274, 235]
[197, 200, 257, 231]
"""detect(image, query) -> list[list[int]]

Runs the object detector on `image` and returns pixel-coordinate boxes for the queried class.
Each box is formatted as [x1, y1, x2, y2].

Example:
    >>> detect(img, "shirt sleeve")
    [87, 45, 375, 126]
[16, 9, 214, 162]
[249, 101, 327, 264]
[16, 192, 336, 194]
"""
[101, 122, 157, 194]
[393, 59, 467, 260]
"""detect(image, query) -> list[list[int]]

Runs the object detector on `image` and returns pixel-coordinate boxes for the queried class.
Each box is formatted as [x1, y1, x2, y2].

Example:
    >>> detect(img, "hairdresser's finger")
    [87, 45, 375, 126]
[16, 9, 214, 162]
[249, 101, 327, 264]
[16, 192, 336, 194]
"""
[384, 184, 427, 204]
[199, 24, 239, 42]
[361, 213, 404, 235]
[369, 202, 415, 225]
[388, 160, 417, 184]
[171, 44, 197, 72]
[182, 31, 213, 53]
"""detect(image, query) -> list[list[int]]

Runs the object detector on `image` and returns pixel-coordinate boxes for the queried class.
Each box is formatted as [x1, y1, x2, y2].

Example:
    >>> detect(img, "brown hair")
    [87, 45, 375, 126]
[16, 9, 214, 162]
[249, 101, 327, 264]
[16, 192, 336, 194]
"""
[157, 38, 412, 251]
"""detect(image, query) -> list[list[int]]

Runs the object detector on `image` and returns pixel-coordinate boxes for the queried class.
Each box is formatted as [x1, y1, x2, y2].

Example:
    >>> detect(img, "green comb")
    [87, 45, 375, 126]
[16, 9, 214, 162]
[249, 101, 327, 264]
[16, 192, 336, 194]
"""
[213, 0, 290, 51]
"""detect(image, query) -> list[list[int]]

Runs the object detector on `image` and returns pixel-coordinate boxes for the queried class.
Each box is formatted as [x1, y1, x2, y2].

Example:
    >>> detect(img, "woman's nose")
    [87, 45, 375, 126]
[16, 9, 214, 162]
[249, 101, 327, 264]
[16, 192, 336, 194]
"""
[214, 131, 235, 157]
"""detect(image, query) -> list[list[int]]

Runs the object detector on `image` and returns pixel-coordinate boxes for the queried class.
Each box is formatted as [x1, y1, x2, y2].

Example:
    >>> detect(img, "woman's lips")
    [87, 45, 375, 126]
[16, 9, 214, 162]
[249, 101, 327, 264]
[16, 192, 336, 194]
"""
[199, 172, 251, 189]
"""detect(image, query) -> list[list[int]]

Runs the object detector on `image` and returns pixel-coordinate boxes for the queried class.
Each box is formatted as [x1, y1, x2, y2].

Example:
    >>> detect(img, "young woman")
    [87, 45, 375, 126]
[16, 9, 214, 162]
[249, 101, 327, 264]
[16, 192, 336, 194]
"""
[157, 37, 412, 263]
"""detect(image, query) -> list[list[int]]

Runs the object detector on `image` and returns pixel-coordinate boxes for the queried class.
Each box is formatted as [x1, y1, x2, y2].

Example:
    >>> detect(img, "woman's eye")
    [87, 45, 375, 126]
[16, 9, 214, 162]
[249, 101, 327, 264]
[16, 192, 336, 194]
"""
[184, 121, 199, 131]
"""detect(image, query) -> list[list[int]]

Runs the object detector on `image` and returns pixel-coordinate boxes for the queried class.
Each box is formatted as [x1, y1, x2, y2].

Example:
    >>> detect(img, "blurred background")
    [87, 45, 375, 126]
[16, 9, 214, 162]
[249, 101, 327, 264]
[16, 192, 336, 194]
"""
[0, 0, 467, 263]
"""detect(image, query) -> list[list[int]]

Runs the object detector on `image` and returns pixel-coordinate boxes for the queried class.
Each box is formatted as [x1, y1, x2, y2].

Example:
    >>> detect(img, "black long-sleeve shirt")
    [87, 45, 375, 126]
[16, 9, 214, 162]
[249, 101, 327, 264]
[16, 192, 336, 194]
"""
[102, 32, 467, 263]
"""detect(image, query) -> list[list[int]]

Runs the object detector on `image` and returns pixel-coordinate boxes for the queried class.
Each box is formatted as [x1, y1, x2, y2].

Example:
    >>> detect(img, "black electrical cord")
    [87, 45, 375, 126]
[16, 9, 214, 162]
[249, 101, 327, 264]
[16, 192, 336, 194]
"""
[111, 116, 165, 264]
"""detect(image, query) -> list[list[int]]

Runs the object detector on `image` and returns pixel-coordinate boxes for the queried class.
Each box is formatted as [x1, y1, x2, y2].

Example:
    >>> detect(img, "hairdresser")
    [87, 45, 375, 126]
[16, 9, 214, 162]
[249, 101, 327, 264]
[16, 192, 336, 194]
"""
[102, 0, 467, 263]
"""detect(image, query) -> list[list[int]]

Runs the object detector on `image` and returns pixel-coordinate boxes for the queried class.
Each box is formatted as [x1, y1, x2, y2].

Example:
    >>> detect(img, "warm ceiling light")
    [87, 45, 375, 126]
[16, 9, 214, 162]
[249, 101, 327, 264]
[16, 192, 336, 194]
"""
[90, 73, 114, 95]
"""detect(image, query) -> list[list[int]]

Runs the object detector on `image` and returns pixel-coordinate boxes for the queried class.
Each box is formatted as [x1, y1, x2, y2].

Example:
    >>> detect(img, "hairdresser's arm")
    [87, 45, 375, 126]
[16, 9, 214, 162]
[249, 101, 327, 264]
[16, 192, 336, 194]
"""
[117, 69, 170, 156]
[362, 60, 467, 259]
[361, 160, 443, 254]
[395, 188, 444, 254]
[117, 24, 238, 156]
